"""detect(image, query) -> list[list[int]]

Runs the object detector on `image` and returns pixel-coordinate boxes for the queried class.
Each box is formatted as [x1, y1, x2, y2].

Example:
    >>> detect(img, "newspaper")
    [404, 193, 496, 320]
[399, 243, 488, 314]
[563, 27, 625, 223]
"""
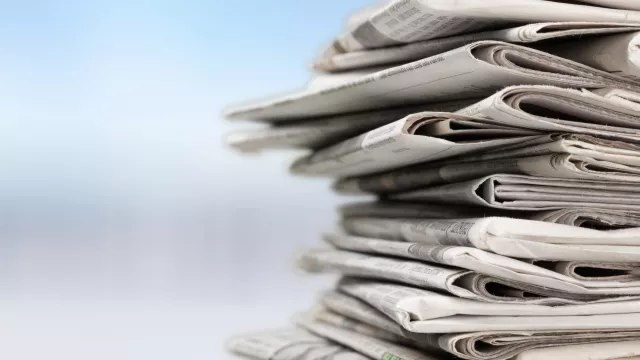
[593, 88, 640, 111]
[226, 100, 478, 153]
[299, 248, 640, 302]
[328, 0, 640, 53]
[457, 85, 640, 143]
[547, 261, 640, 282]
[392, 174, 640, 211]
[320, 291, 424, 341]
[573, 1, 640, 11]
[338, 201, 640, 230]
[225, 42, 640, 121]
[323, 233, 640, 294]
[316, 22, 640, 72]
[341, 216, 640, 261]
[531, 208, 640, 228]
[541, 31, 640, 80]
[333, 133, 640, 195]
[514, 341, 640, 360]
[226, 328, 370, 360]
[319, 292, 640, 360]
[306, 68, 385, 90]
[289, 112, 541, 177]
[334, 154, 640, 195]
[309, 308, 413, 346]
[337, 279, 640, 333]
[295, 315, 441, 360]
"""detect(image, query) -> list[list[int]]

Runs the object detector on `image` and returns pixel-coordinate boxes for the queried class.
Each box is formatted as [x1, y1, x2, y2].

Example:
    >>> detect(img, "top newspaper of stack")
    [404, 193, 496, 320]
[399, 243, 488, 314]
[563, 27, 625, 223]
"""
[326, 0, 640, 54]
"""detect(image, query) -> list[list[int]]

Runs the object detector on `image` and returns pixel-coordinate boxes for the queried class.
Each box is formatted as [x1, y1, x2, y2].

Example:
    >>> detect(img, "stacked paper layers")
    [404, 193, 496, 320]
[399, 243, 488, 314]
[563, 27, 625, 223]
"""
[224, 1, 640, 360]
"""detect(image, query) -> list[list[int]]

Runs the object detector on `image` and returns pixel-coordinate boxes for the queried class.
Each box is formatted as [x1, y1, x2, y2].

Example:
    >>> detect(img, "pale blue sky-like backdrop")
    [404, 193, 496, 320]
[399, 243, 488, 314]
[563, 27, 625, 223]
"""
[0, 1, 371, 359]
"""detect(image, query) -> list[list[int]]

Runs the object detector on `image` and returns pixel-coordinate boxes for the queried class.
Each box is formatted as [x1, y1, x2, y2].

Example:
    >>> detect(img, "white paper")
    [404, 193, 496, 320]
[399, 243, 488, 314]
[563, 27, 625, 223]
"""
[334, 131, 640, 195]
[457, 85, 640, 143]
[339, 279, 640, 333]
[296, 315, 441, 360]
[341, 216, 640, 261]
[330, 0, 640, 52]
[515, 340, 640, 360]
[226, 100, 478, 153]
[392, 174, 640, 211]
[290, 112, 540, 177]
[319, 291, 640, 360]
[542, 31, 640, 80]
[324, 233, 640, 295]
[226, 328, 370, 360]
[226, 42, 640, 121]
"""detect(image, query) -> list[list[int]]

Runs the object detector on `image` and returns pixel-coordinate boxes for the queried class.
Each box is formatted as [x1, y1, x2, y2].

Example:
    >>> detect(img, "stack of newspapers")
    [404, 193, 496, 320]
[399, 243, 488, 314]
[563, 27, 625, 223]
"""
[224, 1, 640, 360]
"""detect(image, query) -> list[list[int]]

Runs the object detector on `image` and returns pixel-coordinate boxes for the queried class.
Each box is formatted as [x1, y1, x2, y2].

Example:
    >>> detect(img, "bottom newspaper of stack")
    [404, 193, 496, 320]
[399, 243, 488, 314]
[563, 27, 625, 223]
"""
[229, 213, 640, 360]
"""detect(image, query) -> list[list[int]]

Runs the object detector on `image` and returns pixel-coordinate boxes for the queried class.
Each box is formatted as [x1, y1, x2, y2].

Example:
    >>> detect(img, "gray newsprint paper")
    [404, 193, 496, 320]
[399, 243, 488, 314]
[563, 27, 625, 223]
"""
[337, 279, 640, 333]
[289, 112, 540, 177]
[593, 88, 640, 111]
[295, 315, 442, 360]
[333, 132, 640, 195]
[316, 22, 640, 72]
[457, 85, 640, 143]
[323, 233, 640, 295]
[309, 307, 416, 347]
[391, 174, 640, 211]
[225, 42, 640, 121]
[338, 202, 640, 230]
[330, 85, 640, 194]
[548, 261, 640, 282]
[513, 340, 640, 360]
[299, 247, 640, 301]
[327, 0, 640, 53]
[341, 216, 640, 261]
[226, 99, 478, 153]
[541, 32, 640, 81]
[318, 291, 640, 360]
[531, 208, 640, 229]
[226, 328, 370, 360]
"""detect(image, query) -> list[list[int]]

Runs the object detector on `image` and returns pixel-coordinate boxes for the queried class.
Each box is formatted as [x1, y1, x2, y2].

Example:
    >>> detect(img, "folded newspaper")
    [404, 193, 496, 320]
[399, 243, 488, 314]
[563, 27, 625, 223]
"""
[323, 233, 640, 293]
[226, 100, 478, 153]
[341, 216, 640, 261]
[333, 133, 640, 195]
[299, 248, 640, 301]
[541, 31, 640, 80]
[457, 85, 640, 143]
[296, 315, 441, 360]
[226, 42, 640, 121]
[318, 291, 640, 360]
[335, 278, 640, 333]
[326, 0, 640, 53]
[339, 201, 640, 229]
[316, 22, 640, 72]
[595, 87, 640, 111]
[226, 329, 370, 360]
[391, 174, 640, 211]
[290, 112, 541, 177]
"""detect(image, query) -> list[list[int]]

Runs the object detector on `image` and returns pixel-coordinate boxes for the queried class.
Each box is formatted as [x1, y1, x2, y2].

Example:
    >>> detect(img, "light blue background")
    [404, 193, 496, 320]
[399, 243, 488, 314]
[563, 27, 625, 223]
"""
[0, 1, 370, 359]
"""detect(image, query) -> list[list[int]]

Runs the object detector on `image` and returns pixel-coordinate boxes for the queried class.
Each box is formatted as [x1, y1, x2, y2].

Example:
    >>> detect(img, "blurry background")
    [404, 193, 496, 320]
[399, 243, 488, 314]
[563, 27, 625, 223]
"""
[0, 1, 370, 358]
